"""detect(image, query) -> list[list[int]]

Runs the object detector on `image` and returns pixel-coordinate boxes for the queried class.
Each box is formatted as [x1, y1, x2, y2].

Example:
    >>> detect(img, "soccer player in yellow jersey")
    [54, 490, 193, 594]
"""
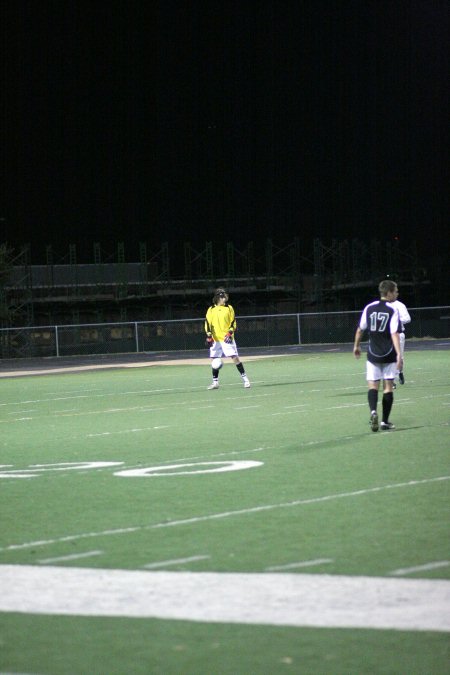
[205, 288, 250, 389]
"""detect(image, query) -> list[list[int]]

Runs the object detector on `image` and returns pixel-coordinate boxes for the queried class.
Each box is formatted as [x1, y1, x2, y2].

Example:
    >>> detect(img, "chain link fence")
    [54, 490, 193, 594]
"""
[0, 307, 448, 360]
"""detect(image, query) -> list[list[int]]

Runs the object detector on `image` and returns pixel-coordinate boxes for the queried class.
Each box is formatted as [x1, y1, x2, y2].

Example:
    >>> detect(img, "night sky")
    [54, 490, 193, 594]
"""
[2, 0, 449, 263]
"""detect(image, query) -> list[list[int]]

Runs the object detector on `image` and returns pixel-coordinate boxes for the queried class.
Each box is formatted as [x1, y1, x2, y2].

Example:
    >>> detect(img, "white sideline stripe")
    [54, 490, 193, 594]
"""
[271, 410, 308, 415]
[143, 555, 210, 569]
[389, 561, 450, 576]
[1, 475, 448, 553]
[0, 566, 449, 632]
[38, 550, 103, 564]
[266, 558, 333, 571]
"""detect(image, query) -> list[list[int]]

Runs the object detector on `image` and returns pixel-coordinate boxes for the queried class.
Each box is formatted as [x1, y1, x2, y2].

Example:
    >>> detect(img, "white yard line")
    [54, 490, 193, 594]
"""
[389, 561, 450, 576]
[0, 565, 449, 632]
[265, 558, 333, 571]
[38, 550, 103, 564]
[188, 406, 216, 410]
[143, 555, 210, 569]
[1, 475, 448, 553]
[234, 405, 261, 410]
[87, 426, 170, 437]
[271, 410, 308, 415]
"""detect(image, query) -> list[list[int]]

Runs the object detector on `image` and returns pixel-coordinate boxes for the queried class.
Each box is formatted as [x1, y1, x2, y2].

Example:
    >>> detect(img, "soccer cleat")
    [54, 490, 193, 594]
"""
[243, 376, 251, 388]
[380, 421, 395, 430]
[399, 372, 405, 385]
[207, 381, 219, 390]
[370, 411, 379, 432]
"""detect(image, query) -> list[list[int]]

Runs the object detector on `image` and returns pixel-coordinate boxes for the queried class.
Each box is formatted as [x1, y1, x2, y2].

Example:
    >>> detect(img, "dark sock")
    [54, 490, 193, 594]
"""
[212, 369, 219, 378]
[382, 392, 393, 423]
[236, 363, 245, 375]
[368, 389, 378, 412]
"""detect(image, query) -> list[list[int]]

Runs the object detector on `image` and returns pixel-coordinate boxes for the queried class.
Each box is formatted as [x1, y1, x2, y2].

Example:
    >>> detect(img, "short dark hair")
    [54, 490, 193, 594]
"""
[378, 279, 397, 296]
[213, 287, 228, 304]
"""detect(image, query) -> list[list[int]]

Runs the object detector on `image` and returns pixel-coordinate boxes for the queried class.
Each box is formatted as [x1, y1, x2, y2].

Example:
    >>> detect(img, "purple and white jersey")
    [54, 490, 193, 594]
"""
[359, 299, 399, 364]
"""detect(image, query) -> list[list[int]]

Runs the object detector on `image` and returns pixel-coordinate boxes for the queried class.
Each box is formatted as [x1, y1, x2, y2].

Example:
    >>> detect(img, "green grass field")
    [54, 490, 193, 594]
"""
[1, 348, 449, 674]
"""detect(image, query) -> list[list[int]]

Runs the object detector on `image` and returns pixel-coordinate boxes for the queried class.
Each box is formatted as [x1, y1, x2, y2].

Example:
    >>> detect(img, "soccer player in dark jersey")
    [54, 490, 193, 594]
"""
[204, 288, 250, 390]
[390, 291, 411, 385]
[353, 279, 403, 431]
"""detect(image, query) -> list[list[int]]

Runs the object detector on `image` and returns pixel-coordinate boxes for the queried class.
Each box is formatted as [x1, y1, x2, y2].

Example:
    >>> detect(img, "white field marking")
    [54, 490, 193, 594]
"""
[114, 460, 264, 477]
[265, 559, 333, 571]
[7, 409, 37, 414]
[224, 393, 272, 400]
[284, 404, 307, 409]
[1, 475, 448, 553]
[38, 550, 103, 564]
[1, 565, 449, 632]
[54, 405, 166, 418]
[0, 462, 124, 479]
[52, 395, 90, 401]
[46, 388, 103, 395]
[0, 387, 203, 408]
[2, 388, 448, 424]
[233, 405, 261, 410]
[86, 426, 170, 437]
[271, 410, 308, 415]
[92, 447, 266, 472]
[389, 561, 450, 576]
[3, 376, 449, 410]
[143, 555, 210, 569]
[325, 403, 367, 410]
[188, 406, 216, 410]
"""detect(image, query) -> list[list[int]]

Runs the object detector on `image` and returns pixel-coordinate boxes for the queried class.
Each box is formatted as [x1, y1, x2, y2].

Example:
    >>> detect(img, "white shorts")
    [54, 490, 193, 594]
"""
[210, 340, 239, 359]
[366, 361, 397, 382]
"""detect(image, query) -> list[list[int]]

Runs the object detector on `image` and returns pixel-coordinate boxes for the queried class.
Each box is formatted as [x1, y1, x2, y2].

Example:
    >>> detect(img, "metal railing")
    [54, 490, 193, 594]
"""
[0, 307, 448, 360]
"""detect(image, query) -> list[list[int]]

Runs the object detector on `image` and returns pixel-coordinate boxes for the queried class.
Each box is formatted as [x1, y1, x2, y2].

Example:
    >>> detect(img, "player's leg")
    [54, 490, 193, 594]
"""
[223, 341, 250, 388]
[366, 362, 381, 431]
[398, 333, 406, 384]
[380, 363, 397, 429]
[207, 343, 222, 389]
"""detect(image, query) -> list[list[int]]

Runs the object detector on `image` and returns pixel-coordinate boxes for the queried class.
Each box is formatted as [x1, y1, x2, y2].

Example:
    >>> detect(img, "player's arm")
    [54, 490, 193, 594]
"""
[353, 326, 364, 359]
[400, 303, 411, 325]
[205, 310, 214, 347]
[391, 331, 403, 370]
[353, 309, 367, 359]
[224, 305, 236, 343]
[390, 310, 403, 370]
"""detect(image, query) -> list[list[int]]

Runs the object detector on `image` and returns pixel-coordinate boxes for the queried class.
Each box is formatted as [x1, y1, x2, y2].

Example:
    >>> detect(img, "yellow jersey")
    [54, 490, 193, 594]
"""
[205, 304, 236, 342]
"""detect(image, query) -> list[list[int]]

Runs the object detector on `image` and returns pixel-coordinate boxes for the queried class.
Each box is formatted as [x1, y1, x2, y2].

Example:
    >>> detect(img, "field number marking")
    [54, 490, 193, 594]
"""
[0, 460, 263, 479]
[0, 461, 123, 479]
[115, 461, 263, 477]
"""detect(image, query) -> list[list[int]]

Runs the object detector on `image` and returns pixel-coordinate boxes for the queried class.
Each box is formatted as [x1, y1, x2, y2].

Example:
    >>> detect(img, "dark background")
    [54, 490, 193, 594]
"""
[2, 0, 449, 266]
